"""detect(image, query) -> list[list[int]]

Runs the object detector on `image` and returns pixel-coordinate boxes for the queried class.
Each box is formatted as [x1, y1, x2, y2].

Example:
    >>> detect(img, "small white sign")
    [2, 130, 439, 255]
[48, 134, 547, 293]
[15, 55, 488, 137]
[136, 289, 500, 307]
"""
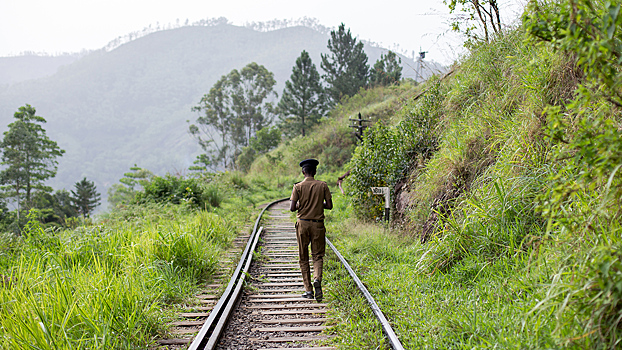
[371, 187, 385, 195]
[371, 187, 390, 208]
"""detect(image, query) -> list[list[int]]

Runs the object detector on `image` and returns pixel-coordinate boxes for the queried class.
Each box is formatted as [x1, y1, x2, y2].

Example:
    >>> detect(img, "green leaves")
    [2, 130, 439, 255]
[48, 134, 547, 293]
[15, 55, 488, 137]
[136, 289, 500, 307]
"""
[348, 82, 445, 220]
[525, 0, 622, 106]
[321, 23, 370, 103]
[524, 1, 622, 346]
[0, 105, 65, 216]
[605, 2, 621, 39]
[370, 51, 403, 87]
[71, 177, 101, 218]
[278, 50, 326, 138]
[190, 63, 277, 170]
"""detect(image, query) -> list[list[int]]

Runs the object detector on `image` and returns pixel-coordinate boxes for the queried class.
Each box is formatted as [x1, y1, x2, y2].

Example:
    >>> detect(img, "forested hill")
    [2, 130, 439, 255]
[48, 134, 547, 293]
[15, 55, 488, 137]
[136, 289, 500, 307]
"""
[0, 23, 444, 205]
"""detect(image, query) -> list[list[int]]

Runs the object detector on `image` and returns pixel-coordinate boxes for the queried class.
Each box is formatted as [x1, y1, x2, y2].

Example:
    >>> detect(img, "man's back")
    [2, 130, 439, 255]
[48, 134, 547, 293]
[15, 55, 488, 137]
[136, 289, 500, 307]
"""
[292, 177, 331, 220]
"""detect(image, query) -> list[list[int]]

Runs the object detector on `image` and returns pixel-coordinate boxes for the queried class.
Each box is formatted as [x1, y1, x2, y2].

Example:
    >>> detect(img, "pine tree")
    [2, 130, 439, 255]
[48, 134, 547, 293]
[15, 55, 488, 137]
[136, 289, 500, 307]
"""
[71, 177, 101, 218]
[370, 51, 403, 87]
[0, 105, 65, 218]
[279, 50, 326, 137]
[321, 23, 369, 102]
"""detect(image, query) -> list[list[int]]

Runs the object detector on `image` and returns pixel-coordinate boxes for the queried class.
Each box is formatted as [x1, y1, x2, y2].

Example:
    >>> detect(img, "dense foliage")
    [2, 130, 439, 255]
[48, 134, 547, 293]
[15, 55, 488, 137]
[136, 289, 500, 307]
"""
[0, 105, 65, 219]
[71, 177, 101, 218]
[135, 174, 221, 209]
[190, 62, 277, 170]
[369, 51, 403, 87]
[347, 81, 444, 220]
[324, 1, 622, 347]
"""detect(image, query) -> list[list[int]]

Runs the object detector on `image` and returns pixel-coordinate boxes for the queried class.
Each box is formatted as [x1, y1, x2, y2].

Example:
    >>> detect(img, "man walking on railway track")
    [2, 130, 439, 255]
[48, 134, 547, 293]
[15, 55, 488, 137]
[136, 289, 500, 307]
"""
[290, 159, 333, 302]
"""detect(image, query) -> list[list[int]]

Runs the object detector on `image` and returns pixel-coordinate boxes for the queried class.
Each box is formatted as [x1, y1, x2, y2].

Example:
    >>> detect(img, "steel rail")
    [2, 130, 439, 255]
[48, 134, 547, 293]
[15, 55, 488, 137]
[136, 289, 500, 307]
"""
[187, 198, 288, 350]
[326, 237, 406, 350]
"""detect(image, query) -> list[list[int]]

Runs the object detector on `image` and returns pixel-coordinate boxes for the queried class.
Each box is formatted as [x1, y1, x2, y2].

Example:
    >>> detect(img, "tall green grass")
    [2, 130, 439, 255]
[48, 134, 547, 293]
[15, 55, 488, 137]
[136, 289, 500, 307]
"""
[0, 204, 236, 348]
[320, 20, 621, 349]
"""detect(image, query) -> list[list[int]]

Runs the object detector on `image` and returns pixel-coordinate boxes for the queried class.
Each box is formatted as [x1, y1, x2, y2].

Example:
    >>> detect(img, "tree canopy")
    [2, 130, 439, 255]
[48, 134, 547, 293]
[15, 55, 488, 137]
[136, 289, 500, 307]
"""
[370, 51, 403, 87]
[0, 105, 65, 217]
[71, 177, 101, 218]
[279, 50, 326, 137]
[321, 23, 369, 102]
[190, 62, 277, 170]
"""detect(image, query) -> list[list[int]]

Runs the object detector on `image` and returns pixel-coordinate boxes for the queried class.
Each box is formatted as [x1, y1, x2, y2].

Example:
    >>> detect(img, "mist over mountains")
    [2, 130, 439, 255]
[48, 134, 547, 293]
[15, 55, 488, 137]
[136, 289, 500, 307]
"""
[0, 23, 445, 206]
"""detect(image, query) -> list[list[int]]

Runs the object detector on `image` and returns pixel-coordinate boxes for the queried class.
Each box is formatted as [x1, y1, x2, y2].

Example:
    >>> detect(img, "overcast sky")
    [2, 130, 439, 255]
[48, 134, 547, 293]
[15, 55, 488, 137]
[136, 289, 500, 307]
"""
[0, 0, 526, 65]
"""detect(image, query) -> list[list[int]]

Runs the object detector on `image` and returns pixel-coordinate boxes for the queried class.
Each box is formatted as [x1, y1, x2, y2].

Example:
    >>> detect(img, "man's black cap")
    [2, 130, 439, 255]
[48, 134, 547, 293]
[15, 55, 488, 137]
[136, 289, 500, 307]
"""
[299, 159, 319, 167]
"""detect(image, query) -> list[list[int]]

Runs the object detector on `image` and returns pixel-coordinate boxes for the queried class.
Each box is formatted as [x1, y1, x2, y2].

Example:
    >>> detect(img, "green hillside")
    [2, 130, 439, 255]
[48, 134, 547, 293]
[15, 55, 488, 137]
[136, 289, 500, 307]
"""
[240, 3, 622, 348]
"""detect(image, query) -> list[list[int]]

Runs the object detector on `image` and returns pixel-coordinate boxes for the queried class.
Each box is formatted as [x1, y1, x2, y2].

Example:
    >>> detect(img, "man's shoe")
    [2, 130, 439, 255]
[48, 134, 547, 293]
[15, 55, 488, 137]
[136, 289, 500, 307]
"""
[301, 291, 314, 299]
[313, 279, 323, 302]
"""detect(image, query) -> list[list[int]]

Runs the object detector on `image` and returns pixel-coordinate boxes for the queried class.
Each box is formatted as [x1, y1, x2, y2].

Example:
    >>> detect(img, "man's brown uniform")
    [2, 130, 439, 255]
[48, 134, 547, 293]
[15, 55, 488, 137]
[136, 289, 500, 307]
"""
[290, 177, 332, 293]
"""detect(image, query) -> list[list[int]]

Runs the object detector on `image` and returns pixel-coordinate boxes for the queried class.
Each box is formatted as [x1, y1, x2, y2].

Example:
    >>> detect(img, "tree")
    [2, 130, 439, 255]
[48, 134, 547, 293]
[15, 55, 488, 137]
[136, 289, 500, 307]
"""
[321, 23, 369, 102]
[236, 126, 282, 172]
[71, 177, 101, 218]
[107, 165, 153, 206]
[190, 62, 277, 170]
[279, 50, 326, 137]
[190, 75, 235, 170]
[370, 51, 403, 87]
[445, 0, 502, 43]
[229, 63, 278, 147]
[31, 189, 79, 225]
[0, 105, 65, 218]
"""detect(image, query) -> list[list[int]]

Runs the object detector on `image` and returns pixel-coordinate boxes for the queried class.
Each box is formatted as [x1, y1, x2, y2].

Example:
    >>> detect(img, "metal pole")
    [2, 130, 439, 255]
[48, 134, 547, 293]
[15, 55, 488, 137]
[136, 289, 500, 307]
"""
[371, 187, 390, 223]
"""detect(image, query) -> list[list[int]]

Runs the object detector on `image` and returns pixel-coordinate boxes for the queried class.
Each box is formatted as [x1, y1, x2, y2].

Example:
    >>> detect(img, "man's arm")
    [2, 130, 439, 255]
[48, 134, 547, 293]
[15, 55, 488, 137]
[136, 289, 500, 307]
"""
[324, 183, 333, 210]
[323, 197, 333, 210]
[290, 184, 299, 212]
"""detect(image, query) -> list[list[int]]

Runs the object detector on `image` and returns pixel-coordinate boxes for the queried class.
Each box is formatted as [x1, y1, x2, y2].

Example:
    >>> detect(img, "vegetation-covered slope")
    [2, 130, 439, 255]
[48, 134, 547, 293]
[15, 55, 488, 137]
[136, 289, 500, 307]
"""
[245, 2, 622, 348]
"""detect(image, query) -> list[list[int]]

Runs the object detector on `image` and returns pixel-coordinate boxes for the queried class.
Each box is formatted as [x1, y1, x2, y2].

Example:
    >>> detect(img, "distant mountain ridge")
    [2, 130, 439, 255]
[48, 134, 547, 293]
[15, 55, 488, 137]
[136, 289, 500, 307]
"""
[0, 54, 83, 86]
[0, 23, 445, 207]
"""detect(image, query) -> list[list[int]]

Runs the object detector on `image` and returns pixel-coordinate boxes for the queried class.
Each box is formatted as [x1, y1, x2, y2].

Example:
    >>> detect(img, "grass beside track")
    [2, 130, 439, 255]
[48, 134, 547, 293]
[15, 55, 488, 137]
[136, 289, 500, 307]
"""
[324, 192, 621, 349]
[0, 204, 237, 349]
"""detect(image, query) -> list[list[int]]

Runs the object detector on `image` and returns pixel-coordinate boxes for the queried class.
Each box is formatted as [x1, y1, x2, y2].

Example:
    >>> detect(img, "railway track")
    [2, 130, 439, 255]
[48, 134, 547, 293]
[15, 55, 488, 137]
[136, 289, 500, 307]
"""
[159, 198, 404, 350]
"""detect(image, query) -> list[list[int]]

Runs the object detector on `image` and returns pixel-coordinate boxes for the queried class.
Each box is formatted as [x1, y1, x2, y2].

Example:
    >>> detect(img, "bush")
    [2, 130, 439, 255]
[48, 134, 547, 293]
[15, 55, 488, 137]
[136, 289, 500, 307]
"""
[347, 80, 445, 220]
[135, 175, 221, 209]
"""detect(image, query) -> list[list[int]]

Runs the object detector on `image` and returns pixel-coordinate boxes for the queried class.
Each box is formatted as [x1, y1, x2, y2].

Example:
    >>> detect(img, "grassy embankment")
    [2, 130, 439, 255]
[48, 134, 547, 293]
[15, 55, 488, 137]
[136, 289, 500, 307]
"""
[321, 31, 619, 350]
[249, 12, 621, 350]
[0, 173, 290, 348]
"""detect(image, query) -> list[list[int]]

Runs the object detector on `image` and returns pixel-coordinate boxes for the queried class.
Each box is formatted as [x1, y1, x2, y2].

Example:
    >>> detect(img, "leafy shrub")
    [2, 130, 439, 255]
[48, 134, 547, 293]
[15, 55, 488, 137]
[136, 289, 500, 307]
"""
[202, 183, 223, 208]
[135, 175, 220, 209]
[347, 80, 445, 219]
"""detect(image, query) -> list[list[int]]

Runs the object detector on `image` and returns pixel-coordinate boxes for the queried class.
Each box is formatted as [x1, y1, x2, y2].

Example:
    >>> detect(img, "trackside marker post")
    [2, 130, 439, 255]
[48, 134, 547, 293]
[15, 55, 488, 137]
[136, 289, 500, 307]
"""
[371, 187, 389, 222]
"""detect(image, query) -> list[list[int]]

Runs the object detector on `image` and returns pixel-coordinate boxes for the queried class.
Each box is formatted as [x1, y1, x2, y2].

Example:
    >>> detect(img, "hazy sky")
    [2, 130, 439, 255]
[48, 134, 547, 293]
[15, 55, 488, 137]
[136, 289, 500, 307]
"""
[0, 0, 525, 64]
